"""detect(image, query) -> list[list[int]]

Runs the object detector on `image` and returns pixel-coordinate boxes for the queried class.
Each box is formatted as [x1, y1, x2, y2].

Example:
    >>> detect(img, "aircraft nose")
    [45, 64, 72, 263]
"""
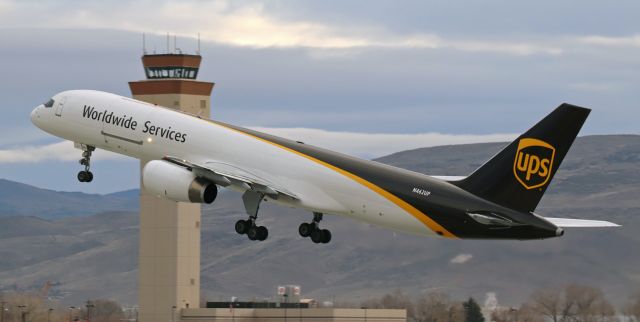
[30, 105, 41, 126]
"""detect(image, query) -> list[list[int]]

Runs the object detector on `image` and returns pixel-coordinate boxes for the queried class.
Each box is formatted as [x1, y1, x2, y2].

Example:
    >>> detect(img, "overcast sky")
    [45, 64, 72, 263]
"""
[0, 0, 638, 193]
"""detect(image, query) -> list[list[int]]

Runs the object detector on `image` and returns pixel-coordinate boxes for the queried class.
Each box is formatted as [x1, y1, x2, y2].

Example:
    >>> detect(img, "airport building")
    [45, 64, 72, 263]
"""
[128, 44, 406, 322]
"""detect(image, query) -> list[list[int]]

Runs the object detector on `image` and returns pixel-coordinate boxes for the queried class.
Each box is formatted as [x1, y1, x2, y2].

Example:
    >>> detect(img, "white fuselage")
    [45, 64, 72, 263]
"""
[31, 90, 436, 236]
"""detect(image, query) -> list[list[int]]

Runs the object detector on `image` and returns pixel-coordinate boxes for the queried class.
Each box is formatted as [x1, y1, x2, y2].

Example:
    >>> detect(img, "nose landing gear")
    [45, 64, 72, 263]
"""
[77, 145, 95, 183]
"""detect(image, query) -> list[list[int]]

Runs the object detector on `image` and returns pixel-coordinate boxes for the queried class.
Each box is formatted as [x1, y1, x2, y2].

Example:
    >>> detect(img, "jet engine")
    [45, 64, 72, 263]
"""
[142, 160, 217, 204]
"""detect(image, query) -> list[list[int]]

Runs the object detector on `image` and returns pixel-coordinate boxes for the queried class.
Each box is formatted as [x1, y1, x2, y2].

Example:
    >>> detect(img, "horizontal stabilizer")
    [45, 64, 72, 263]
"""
[544, 217, 620, 227]
[431, 175, 466, 181]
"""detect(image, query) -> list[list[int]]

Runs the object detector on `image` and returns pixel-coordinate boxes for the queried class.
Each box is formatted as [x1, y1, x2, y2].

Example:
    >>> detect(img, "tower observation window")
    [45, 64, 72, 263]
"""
[145, 67, 199, 79]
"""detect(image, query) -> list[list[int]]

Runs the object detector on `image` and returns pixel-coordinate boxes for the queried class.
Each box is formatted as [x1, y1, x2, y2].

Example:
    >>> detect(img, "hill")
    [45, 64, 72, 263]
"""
[0, 179, 138, 219]
[0, 135, 638, 307]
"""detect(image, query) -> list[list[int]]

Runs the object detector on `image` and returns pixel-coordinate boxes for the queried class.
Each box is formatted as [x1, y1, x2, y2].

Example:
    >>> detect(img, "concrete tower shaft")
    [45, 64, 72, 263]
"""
[129, 53, 214, 322]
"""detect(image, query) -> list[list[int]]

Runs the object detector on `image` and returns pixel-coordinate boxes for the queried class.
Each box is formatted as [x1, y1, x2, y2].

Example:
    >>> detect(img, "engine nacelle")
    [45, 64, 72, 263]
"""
[142, 160, 217, 204]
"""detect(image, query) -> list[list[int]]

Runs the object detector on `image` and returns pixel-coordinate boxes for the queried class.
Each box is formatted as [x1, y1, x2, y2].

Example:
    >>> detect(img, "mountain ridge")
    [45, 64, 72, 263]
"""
[0, 134, 638, 307]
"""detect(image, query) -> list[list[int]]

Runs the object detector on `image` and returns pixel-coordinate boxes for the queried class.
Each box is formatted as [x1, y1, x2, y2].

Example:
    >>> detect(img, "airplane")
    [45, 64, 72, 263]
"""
[30, 90, 618, 244]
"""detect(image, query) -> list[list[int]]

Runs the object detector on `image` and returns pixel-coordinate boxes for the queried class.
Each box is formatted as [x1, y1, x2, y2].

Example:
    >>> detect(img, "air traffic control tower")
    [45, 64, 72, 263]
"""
[129, 53, 214, 322]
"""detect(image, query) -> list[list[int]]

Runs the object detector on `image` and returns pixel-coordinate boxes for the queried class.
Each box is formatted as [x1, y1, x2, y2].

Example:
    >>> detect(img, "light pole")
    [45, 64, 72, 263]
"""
[171, 305, 176, 322]
[510, 307, 519, 322]
[85, 301, 94, 322]
[47, 308, 54, 322]
[284, 294, 288, 322]
[17, 305, 26, 322]
[68, 306, 76, 322]
[0, 300, 6, 322]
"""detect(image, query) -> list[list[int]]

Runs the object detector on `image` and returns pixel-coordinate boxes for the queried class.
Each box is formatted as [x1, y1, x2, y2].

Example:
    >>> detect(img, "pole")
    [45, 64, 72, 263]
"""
[284, 294, 288, 322]
[48, 308, 53, 322]
[0, 300, 5, 322]
[17, 305, 26, 322]
[86, 301, 94, 322]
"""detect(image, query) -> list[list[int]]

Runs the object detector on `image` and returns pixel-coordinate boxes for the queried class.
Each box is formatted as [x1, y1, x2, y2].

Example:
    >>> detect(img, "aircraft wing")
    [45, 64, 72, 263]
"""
[162, 156, 298, 200]
[543, 217, 620, 227]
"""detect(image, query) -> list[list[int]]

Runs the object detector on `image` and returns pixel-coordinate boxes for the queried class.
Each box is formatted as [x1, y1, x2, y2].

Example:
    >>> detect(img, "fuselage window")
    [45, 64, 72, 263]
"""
[43, 98, 55, 108]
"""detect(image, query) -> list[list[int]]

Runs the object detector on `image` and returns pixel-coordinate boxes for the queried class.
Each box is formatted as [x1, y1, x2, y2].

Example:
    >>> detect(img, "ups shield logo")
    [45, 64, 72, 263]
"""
[513, 138, 555, 190]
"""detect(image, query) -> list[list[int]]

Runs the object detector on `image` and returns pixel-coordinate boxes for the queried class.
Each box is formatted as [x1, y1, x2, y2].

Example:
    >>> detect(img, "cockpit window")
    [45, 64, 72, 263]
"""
[43, 99, 55, 108]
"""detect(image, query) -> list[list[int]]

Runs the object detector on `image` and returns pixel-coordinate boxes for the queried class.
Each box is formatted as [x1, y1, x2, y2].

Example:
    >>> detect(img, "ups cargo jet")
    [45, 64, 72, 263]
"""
[30, 90, 618, 244]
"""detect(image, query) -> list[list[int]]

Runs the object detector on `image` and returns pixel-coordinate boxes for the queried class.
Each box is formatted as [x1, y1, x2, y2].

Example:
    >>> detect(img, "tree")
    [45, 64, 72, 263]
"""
[414, 292, 453, 322]
[624, 292, 640, 322]
[361, 290, 415, 319]
[531, 285, 616, 322]
[463, 297, 484, 322]
[88, 299, 124, 322]
[532, 288, 563, 322]
[564, 284, 615, 322]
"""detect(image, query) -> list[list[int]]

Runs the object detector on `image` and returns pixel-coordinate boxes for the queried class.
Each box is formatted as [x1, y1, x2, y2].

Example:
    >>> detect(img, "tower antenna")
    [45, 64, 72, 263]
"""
[166, 32, 170, 53]
[142, 33, 147, 55]
[197, 33, 201, 55]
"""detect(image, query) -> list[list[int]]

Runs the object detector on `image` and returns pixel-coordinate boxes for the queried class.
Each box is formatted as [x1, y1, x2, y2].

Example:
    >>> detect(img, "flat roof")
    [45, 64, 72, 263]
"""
[181, 308, 407, 321]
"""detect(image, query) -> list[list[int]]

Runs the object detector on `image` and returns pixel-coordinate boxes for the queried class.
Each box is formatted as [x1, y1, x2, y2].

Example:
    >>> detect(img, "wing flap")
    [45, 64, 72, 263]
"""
[544, 217, 620, 227]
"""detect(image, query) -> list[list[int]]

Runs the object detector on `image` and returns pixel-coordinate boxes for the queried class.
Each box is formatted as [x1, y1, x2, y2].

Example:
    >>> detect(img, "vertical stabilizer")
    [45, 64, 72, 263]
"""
[454, 104, 590, 213]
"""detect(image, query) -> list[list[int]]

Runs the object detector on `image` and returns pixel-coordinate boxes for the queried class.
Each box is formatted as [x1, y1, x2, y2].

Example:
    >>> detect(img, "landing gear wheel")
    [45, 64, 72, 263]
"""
[235, 220, 251, 235]
[310, 229, 324, 244]
[77, 171, 88, 182]
[300, 212, 332, 244]
[257, 226, 268, 241]
[247, 226, 259, 241]
[298, 223, 313, 237]
[321, 229, 332, 244]
[238, 191, 270, 242]
[85, 171, 93, 182]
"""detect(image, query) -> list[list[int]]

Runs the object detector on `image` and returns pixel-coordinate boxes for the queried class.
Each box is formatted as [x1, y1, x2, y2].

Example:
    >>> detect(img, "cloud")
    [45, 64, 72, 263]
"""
[0, 0, 562, 56]
[449, 40, 563, 56]
[0, 141, 123, 163]
[578, 35, 640, 47]
[0, 129, 514, 164]
[450, 253, 473, 264]
[0, 0, 12, 13]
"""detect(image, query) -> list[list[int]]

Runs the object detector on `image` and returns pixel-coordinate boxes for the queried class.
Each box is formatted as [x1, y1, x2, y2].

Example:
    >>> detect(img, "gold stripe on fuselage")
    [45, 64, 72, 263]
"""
[201, 119, 457, 239]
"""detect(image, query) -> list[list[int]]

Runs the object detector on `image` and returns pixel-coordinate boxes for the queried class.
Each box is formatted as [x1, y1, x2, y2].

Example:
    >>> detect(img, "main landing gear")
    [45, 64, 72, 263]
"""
[299, 212, 332, 244]
[235, 190, 269, 241]
[77, 145, 95, 183]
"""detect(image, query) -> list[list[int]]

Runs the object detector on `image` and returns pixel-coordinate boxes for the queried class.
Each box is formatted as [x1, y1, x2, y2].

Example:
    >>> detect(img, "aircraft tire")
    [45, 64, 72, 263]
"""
[321, 229, 331, 244]
[85, 171, 94, 182]
[235, 220, 250, 235]
[310, 229, 323, 244]
[257, 226, 268, 241]
[77, 171, 87, 182]
[247, 226, 259, 241]
[298, 223, 312, 237]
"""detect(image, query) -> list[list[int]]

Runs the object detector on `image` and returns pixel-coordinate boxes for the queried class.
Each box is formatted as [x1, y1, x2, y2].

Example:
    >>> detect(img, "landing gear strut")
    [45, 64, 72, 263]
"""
[77, 145, 95, 183]
[235, 190, 269, 241]
[299, 212, 331, 244]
